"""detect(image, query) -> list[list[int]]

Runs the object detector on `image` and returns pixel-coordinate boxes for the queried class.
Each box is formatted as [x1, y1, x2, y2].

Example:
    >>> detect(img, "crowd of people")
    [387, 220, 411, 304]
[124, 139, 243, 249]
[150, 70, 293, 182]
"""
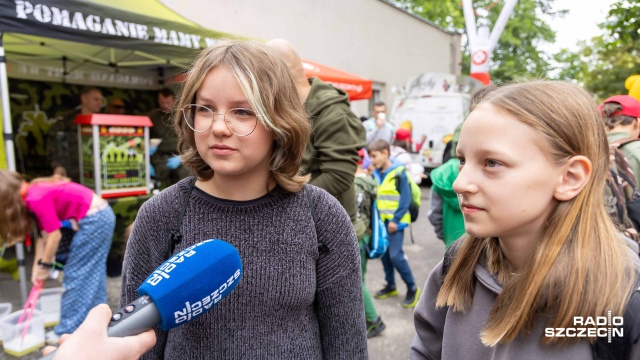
[2, 38, 640, 359]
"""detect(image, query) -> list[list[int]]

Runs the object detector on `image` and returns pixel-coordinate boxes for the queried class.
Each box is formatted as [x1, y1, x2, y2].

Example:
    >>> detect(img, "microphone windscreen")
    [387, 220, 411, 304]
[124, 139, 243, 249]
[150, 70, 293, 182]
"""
[137, 239, 242, 330]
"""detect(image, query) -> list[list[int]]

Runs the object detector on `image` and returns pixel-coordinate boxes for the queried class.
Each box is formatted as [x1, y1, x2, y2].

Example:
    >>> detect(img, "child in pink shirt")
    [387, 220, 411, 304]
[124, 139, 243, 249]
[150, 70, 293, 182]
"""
[0, 170, 115, 345]
[25, 181, 93, 234]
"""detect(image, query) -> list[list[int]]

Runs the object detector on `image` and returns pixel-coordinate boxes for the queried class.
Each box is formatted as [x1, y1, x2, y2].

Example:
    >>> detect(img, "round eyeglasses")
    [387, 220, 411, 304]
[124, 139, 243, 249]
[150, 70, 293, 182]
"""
[182, 104, 259, 137]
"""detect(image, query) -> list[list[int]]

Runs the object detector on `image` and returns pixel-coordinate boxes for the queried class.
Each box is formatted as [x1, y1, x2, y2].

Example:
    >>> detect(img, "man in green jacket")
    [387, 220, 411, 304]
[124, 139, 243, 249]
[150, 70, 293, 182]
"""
[268, 39, 366, 221]
[147, 87, 189, 190]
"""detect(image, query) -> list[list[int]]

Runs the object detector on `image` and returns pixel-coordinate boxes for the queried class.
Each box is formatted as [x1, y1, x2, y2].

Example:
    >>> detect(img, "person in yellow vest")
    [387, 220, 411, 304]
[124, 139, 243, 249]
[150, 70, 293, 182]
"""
[368, 139, 420, 308]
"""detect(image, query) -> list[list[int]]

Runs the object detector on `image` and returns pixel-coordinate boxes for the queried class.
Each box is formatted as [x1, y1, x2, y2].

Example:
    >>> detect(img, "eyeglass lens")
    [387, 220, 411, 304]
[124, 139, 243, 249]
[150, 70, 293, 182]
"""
[183, 104, 258, 136]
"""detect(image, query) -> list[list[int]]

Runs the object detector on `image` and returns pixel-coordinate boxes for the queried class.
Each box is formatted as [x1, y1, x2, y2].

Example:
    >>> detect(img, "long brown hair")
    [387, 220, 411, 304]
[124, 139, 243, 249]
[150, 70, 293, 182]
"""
[0, 170, 27, 247]
[437, 81, 639, 345]
[173, 40, 311, 192]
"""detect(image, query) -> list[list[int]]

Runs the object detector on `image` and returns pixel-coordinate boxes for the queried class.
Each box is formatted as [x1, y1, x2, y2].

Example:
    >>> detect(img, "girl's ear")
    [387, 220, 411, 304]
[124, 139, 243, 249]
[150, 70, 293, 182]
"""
[554, 155, 592, 201]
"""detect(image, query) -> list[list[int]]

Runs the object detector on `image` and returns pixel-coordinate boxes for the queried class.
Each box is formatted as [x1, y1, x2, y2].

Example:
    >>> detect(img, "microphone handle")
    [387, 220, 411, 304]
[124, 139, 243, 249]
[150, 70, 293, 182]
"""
[39, 296, 160, 360]
[107, 296, 160, 337]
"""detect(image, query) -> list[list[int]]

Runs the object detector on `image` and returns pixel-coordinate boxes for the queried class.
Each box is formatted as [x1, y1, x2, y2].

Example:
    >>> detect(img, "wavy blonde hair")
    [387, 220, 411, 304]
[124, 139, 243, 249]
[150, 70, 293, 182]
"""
[173, 40, 310, 192]
[437, 81, 639, 346]
[0, 170, 27, 247]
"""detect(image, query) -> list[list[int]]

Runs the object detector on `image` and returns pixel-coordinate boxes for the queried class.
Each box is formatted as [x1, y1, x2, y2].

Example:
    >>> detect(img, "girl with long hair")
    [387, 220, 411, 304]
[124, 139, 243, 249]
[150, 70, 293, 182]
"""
[411, 81, 640, 359]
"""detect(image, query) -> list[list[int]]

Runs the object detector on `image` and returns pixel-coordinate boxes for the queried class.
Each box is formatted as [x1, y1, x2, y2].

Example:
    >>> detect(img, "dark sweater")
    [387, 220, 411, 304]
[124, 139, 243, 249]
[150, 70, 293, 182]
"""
[120, 178, 368, 359]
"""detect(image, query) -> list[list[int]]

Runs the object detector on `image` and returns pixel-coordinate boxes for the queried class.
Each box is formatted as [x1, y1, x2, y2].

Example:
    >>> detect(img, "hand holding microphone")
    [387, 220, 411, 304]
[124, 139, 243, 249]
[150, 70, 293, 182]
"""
[42, 304, 156, 360]
[41, 239, 243, 359]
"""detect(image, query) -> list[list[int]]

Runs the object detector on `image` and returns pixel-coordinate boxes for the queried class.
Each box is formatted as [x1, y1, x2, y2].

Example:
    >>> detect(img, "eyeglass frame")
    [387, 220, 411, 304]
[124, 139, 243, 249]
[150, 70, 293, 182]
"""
[181, 104, 260, 137]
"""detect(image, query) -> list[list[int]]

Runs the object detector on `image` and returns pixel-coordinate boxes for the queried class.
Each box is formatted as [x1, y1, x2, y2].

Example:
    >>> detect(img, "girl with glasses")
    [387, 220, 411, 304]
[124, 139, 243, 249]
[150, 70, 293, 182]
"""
[120, 40, 367, 359]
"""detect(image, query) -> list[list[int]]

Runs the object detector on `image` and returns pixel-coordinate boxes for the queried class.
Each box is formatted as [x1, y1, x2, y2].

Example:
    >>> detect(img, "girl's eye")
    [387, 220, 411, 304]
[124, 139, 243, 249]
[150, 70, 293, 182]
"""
[486, 159, 499, 167]
[458, 157, 465, 166]
[232, 108, 256, 117]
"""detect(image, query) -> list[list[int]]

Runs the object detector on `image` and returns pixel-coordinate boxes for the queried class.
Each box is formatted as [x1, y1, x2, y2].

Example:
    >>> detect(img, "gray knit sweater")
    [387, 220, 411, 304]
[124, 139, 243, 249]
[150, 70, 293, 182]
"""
[120, 178, 368, 359]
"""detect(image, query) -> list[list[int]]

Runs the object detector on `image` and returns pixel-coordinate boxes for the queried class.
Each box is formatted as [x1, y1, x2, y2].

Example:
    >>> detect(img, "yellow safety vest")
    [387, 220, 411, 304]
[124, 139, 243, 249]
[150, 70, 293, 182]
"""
[376, 167, 411, 225]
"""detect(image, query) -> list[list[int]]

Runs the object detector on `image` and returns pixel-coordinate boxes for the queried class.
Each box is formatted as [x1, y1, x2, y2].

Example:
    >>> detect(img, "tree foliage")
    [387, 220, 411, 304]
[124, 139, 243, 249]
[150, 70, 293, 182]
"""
[391, 0, 563, 84]
[553, 0, 640, 100]
[604, 0, 640, 48]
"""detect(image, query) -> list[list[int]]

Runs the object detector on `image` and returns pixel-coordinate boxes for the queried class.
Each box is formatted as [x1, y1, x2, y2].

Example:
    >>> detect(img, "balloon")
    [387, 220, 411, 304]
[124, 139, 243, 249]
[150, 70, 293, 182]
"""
[399, 120, 413, 131]
[626, 75, 640, 102]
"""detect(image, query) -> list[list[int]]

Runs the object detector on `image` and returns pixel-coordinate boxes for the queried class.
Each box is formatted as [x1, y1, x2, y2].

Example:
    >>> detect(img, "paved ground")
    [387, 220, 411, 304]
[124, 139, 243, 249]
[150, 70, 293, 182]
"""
[365, 188, 445, 360]
[0, 187, 445, 360]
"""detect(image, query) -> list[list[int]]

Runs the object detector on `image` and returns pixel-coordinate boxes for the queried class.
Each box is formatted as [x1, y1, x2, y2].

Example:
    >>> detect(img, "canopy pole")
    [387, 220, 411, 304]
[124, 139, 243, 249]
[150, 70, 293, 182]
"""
[0, 32, 28, 305]
[0, 33, 15, 171]
[62, 56, 67, 84]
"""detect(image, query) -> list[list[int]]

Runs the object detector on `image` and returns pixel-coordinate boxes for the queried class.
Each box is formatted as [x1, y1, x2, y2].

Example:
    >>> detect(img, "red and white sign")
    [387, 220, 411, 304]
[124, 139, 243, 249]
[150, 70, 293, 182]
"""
[472, 50, 488, 66]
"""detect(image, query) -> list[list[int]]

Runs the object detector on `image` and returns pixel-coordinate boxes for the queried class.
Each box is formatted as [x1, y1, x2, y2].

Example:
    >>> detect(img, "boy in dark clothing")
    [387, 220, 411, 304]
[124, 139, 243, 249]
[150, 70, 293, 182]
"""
[368, 139, 420, 308]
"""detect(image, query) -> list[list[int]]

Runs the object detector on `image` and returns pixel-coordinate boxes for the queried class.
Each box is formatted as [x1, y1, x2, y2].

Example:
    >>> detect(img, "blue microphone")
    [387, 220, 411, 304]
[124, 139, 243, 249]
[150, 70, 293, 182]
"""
[110, 239, 242, 335]
[40, 239, 242, 360]
[40, 239, 242, 359]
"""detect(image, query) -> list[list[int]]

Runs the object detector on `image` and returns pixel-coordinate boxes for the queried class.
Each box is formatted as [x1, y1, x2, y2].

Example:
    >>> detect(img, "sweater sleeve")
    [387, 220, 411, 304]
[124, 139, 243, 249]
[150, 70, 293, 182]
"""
[310, 187, 368, 359]
[120, 187, 184, 359]
[410, 260, 448, 360]
[309, 109, 365, 197]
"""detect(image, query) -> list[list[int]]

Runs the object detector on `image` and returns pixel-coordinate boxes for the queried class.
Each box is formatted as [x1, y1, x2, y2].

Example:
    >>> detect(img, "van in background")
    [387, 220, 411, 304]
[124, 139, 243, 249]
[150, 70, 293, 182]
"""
[389, 73, 484, 172]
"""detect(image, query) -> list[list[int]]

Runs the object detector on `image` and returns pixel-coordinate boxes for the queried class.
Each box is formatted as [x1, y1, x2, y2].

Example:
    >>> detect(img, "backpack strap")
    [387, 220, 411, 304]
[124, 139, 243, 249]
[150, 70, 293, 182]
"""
[393, 166, 407, 194]
[167, 177, 197, 258]
[304, 185, 329, 254]
[612, 146, 639, 191]
[610, 144, 639, 186]
[607, 168, 628, 226]
[618, 170, 639, 192]
[393, 167, 417, 243]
